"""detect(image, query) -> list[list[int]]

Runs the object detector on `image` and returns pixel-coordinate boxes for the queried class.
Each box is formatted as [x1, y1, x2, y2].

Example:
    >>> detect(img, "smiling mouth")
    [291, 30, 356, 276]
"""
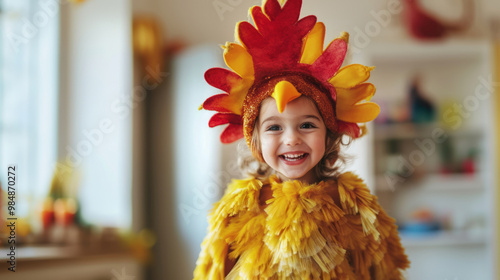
[280, 153, 308, 162]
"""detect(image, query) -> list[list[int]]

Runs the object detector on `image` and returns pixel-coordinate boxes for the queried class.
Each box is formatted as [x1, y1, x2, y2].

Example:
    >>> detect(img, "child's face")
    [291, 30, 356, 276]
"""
[258, 96, 326, 184]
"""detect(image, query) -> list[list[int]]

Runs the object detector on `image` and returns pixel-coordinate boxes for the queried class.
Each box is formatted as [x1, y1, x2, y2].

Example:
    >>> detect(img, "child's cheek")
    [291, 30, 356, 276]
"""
[260, 136, 276, 164]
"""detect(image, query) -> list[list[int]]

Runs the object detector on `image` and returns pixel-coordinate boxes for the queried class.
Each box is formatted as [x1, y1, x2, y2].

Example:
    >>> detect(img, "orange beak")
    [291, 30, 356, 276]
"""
[271, 81, 302, 113]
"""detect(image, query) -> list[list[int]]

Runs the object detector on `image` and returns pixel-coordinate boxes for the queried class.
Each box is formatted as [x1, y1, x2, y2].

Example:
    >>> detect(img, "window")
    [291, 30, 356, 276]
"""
[1, 0, 58, 223]
[1, 0, 134, 233]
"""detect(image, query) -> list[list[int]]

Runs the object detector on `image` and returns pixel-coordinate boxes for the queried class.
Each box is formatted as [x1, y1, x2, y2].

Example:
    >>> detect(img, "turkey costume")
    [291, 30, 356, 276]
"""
[194, 0, 410, 279]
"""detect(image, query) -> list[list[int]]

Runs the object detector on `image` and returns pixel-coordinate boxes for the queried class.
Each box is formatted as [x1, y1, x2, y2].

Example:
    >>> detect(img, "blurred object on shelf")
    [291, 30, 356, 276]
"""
[385, 139, 402, 177]
[439, 138, 454, 174]
[48, 161, 80, 200]
[132, 15, 186, 88]
[439, 139, 480, 175]
[402, 0, 474, 39]
[15, 218, 31, 239]
[40, 162, 83, 244]
[400, 207, 441, 236]
[120, 228, 157, 264]
[133, 16, 164, 82]
[374, 75, 438, 125]
[54, 198, 77, 226]
[411, 207, 434, 223]
[409, 76, 436, 123]
[439, 100, 459, 130]
[461, 148, 477, 174]
[390, 99, 411, 123]
[398, 203, 487, 244]
[42, 198, 56, 230]
[399, 221, 440, 236]
[373, 97, 410, 124]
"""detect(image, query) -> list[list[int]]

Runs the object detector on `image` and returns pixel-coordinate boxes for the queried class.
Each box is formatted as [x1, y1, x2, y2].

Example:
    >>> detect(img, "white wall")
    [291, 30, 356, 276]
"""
[59, 0, 133, 228]
[151, 0, 382, 45]
[144, 0, 499, 45]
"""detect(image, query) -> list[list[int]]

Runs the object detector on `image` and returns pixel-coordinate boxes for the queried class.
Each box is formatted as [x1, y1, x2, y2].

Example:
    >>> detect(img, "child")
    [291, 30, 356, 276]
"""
[195, 0, 410, 279]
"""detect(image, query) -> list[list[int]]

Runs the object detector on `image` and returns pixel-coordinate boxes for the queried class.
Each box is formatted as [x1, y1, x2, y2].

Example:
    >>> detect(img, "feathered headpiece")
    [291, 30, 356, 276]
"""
[201, 0, 380, 146]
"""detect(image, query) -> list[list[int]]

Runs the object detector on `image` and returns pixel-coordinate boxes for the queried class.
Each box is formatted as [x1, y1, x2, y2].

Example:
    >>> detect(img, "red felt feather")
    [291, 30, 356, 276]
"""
[203, 94, 234, 113]
[251, 6, 272, 35]
[238, 0, 316, 79]
[204, 67, 242, 93]
[220, 124, 244, 143]
[263, 0, 281, 21]
[277, 0, 301, 24]
[208, 113, 243, 127]
[310, 38, 347, 81]
[208, 113, 244, 143]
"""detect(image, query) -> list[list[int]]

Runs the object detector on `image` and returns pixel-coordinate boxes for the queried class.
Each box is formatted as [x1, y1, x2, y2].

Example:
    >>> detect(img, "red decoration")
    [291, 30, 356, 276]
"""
[403, 0, 473, 39]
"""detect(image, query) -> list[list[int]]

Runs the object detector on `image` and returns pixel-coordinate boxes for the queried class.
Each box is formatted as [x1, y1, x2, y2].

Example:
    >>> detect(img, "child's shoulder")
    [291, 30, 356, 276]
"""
[336, 171, 371, 192]
[335, 172, 376, 204]
[335, 171, 384, 240]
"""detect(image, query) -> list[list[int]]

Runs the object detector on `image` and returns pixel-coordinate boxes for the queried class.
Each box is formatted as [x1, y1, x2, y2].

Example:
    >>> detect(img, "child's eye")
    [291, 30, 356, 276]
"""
[266, 125, 281, 131]
[300, 122, 317, 129]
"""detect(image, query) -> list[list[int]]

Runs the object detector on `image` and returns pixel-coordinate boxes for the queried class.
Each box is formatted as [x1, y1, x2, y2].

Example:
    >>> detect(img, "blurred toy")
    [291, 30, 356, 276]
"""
[403, 0, 474, 39]
[42, 163, 82, 244]
[461, 148, 477, 174]
[400, 208, 441, 236]
[439, 138, 455, 174]
[409, 76, 435, 123]
[47, 162, 81, 224]
[461, 157, 475, 174]
[54, 198, 77, 226]
[120, 228, 156, 264]
[386, 139, 402, 175]
[41, 197, 56, 229]
[133, 16, 164, 82]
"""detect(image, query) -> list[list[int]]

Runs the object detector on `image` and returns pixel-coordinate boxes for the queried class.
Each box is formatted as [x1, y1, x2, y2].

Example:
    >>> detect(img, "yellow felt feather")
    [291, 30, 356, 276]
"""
[329, 64, 374, 89]
[300, 22, 326, 64]
[223, 42, 254, 79]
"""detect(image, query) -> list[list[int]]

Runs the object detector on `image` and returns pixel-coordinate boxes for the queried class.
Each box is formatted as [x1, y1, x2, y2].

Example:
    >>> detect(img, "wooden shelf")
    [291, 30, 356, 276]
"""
[375, 173, 482, 192]
[367, 38, 490, 65]
[373, 122, 483, 141]
[0, 244, 133, 263]
[0, 245, 141, 279]
[400, 230, 487, 248]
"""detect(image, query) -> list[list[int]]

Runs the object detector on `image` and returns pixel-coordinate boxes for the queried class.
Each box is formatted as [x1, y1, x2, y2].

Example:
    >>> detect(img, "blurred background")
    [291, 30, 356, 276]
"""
[0, 0, 499, 279]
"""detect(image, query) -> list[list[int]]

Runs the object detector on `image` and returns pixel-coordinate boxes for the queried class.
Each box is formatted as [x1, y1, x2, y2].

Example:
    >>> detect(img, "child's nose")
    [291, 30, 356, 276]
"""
[284, 130, 302, 146]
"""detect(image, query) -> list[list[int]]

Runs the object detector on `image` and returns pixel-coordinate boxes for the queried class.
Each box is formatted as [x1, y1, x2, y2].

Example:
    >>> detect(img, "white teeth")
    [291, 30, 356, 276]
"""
[282, 153, 305, 160]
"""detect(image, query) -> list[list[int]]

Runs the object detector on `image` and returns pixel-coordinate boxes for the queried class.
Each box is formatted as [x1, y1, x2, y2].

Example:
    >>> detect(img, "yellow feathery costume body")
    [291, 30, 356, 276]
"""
[196, 0, 409, 278]
[193, 173, 409, 279]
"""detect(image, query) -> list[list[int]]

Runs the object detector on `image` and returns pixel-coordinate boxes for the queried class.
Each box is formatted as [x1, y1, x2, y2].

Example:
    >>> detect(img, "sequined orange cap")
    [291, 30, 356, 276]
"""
[201, 0, 380, 146]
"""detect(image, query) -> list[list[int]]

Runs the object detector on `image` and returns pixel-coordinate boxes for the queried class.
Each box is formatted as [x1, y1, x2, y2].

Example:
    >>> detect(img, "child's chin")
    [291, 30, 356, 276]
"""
[279, 171, 307, 181]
